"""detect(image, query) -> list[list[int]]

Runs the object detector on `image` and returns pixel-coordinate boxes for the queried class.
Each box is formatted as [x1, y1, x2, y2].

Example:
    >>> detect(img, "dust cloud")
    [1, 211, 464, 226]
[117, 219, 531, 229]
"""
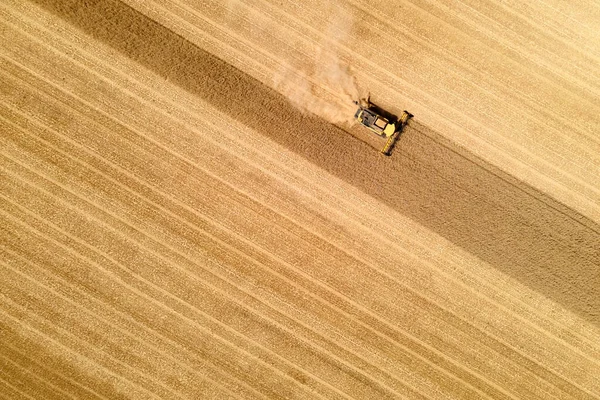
[223, 1, 361, 125]
[272, 6, 362, 125]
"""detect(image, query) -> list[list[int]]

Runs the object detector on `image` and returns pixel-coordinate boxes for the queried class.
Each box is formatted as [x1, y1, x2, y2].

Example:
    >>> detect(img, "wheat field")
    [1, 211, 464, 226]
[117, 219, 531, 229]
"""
[1, 0, 600, 398]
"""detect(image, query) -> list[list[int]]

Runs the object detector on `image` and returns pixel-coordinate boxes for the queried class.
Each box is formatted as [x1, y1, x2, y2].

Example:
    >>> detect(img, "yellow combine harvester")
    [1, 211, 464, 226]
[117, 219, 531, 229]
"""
[353, 99, 413, 156]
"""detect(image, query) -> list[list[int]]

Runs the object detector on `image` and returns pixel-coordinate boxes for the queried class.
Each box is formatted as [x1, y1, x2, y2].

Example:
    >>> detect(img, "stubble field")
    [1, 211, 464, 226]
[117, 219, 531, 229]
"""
[1, 0, 600, 398]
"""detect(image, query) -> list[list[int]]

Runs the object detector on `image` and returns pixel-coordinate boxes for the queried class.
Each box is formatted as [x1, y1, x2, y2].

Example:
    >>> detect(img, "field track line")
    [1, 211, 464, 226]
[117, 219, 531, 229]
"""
[0, 302, 163, 399]
[0, 255, 250, 400]
[0, 354, 79, 400]
[0, 338, 109, 400]
[0, 375, 37, 400]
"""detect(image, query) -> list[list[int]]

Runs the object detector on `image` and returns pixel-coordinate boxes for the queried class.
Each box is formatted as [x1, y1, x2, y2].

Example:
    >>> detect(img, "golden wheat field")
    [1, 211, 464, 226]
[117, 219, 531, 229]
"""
[1, 0, 600, 398]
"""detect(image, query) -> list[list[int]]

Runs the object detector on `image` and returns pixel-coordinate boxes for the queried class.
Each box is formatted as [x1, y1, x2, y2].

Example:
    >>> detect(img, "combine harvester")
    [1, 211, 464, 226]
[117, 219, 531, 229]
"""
[353, 98, 413, 156]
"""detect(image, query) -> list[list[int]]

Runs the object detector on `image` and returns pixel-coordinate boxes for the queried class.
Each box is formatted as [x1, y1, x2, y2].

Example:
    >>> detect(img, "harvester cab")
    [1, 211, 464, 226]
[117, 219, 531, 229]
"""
[353, 99, 413, 156]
